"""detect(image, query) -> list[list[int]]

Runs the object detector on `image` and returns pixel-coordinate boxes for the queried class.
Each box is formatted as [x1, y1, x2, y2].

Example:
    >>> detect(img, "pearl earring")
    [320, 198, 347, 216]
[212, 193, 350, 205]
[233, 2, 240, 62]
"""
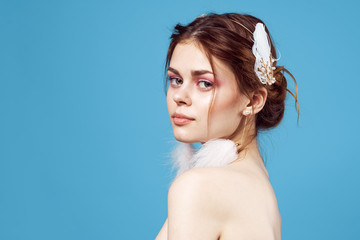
[244, 109, 251, 115]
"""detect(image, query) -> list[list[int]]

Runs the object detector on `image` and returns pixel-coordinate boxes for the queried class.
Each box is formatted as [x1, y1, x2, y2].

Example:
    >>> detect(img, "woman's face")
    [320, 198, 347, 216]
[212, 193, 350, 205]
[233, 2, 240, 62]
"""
[166, 41, 247, 143]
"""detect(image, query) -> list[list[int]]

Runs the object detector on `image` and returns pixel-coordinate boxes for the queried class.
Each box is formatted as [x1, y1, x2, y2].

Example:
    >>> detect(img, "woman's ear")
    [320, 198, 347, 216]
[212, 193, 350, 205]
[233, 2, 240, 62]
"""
[242, 87, 268, 115]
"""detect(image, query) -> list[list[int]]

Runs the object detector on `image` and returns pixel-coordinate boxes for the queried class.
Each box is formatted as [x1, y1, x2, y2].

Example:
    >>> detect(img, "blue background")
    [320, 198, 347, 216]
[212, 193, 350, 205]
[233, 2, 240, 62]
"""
[1, 0, 359, 239]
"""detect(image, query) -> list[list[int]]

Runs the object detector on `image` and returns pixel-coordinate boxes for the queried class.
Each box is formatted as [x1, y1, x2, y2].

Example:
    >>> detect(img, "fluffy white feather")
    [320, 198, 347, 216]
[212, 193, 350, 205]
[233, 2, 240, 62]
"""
[252, 23, 276, 85]
[171, 139, 239, 179]
[192, 139, 238, 168]
[252, 23, 271, 60]
[171, 142, 194, 178]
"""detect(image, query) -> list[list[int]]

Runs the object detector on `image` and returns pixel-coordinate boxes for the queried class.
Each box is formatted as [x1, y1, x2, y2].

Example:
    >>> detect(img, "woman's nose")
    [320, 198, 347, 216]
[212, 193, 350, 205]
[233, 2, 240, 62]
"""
[173, 85, 192, 106]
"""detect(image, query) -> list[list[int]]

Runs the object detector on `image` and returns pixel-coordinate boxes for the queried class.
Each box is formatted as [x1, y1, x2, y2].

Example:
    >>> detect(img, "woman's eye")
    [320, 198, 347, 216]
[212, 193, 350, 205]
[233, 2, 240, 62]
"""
[169, 77, 183, 86]
[198, 80, 213, 89]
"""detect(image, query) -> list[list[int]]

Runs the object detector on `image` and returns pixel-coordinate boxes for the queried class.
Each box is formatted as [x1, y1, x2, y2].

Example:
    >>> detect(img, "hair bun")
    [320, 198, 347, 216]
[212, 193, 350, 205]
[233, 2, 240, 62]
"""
[256, 65, 299, 130]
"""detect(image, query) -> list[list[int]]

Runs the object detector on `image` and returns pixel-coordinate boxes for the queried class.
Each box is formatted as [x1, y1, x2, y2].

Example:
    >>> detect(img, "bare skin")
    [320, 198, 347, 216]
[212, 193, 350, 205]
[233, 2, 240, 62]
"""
[156, 41, 281, 239]
[155, 138, 281, 240]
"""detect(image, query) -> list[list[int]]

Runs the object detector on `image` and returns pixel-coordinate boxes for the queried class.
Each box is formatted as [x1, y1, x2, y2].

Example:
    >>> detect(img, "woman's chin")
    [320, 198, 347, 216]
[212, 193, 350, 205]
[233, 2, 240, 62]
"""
[173, 135, 195, 143]
[172, 132, 196, 143]
[173, 132, 207, 143]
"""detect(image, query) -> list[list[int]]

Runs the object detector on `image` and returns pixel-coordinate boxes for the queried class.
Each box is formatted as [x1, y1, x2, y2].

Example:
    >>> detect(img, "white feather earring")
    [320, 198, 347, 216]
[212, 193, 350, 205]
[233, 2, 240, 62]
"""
[171, 139, 239, 179]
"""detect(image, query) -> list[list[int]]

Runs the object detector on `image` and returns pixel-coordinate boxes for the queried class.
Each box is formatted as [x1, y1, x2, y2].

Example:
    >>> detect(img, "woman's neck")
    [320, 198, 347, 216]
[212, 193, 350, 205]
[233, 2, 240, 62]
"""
[230, 137, 269, 177]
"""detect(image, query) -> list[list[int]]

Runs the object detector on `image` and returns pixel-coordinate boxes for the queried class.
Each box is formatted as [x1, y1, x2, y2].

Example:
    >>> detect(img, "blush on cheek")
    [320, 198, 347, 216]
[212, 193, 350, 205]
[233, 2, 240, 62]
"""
[213, 77, 223, 87]
[215, 100, 236, 115]
[212, 88, 241, 116]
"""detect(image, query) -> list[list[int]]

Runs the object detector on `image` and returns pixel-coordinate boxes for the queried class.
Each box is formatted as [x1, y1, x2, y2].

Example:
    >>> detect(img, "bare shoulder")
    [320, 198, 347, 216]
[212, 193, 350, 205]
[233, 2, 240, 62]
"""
[168, 166, 281, 239]
[167, 167, 230, 239]
[168, 166, 277, 215]
[169, 167, 238, 210]
[168, 167, 231, 211]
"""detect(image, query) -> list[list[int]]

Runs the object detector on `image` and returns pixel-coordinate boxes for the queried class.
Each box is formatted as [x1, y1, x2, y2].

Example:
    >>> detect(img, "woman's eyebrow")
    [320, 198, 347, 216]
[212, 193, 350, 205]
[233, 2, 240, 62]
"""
[191, 70, 213, 76]
[167, 67, 180, 75]
[167, 67, 213, 76]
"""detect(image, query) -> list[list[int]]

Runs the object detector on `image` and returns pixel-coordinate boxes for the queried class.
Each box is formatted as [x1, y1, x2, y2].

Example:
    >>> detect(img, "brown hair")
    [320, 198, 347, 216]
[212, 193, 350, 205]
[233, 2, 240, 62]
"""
[164, 12, 299, 150]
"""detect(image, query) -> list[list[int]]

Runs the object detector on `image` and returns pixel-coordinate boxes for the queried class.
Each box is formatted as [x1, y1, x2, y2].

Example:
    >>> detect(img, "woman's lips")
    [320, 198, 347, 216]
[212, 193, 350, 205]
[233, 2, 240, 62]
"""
[172, 113, 195, 125]
[173, 117, 194, 125]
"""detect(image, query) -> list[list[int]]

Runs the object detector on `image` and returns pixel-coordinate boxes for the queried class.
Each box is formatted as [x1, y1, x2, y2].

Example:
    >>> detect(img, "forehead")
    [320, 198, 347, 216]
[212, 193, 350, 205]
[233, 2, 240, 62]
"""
[170, 41, 212, 72]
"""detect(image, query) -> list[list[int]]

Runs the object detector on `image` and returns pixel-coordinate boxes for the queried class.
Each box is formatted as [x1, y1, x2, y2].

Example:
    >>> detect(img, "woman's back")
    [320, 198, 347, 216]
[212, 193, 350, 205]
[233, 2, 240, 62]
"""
[156, 158, 281, 240]
[219, 161, 281, 239]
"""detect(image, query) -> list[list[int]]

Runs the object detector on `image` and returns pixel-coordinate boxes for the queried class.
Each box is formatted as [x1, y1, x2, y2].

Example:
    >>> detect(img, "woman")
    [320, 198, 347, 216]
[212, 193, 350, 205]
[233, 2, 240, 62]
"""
[156, 12, 299, 240]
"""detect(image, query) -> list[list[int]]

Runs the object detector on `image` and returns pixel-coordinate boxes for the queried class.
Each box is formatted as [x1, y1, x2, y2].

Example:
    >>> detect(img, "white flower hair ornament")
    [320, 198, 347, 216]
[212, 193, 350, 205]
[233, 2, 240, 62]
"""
[252, 23, 277, 85]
